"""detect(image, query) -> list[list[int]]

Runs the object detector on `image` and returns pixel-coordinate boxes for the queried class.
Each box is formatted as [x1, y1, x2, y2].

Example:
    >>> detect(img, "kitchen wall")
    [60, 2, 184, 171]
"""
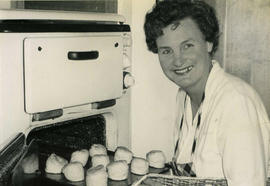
[223, 0, 270, 117]
[203, 0, 226, 66]
[0, 0, 11, 9]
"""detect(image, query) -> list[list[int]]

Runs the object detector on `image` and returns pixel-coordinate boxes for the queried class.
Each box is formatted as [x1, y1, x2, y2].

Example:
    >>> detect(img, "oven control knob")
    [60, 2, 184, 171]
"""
[123, 72, 135, 89]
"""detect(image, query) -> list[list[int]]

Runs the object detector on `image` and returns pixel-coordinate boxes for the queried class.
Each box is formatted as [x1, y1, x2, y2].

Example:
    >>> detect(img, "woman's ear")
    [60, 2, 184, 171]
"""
[207, 42, 213, 53]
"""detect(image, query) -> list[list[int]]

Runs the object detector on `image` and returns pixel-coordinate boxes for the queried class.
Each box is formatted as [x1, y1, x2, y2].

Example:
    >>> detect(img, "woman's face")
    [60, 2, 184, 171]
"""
[156, 18, 212, 92]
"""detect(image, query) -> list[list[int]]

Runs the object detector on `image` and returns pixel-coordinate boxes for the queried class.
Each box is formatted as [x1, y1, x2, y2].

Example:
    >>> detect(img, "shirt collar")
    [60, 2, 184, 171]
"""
[204, 60, 224, 102]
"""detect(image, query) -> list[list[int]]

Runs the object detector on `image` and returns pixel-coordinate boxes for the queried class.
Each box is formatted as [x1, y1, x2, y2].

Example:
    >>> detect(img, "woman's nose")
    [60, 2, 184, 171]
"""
[173, 50, 183, 67]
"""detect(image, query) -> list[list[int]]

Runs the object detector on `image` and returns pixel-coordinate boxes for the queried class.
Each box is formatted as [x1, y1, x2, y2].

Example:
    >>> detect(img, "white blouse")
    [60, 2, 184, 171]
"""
[174, 60, 270, 186]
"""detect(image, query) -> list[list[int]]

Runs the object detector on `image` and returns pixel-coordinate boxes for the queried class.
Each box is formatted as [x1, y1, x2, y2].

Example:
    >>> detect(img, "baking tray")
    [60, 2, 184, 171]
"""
[9, 140, 169, 186]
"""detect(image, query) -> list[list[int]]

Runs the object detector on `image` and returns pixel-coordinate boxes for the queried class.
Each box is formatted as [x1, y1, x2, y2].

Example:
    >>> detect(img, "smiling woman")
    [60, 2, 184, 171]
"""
[11, 0, 117, 13]
[143, 0, 270, 186]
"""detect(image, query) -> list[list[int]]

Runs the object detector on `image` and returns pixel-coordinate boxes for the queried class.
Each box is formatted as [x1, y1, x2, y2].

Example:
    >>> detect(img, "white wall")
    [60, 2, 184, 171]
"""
[119, 1, 179, 160]
[0, 0, 11, 9]
[223, 0, 270, 117]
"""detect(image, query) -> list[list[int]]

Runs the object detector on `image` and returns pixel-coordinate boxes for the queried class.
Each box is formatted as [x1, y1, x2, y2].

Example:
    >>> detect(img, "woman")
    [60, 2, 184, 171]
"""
[143, 0, 270, 185]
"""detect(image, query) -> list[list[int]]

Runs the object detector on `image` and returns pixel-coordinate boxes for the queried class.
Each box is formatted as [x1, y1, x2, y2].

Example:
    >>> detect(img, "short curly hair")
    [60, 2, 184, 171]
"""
[144, 0, 220, 56]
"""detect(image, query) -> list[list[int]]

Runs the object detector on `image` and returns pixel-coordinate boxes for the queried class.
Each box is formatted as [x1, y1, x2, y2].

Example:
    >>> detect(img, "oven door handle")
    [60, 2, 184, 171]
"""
[68, 51, 99, 60]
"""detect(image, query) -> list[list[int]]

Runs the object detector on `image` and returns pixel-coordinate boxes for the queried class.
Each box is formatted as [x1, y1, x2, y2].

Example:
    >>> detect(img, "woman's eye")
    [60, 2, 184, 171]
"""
[183, 43, 194, 50]
[161, 49, 172, 55]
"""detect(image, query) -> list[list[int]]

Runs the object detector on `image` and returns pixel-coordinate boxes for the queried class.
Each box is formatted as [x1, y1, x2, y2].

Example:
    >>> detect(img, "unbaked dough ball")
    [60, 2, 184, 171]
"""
[107, 160, 129, 181]
[62, 162, 84, 182]
[89, 144, 107, 157]
[21, 153, 39, 174]
[86, 165, 108, 186]
[91, 154, 110, 168]
[45, 153, 68, 174]
[146, 150, 166, 168]
[130, 157, 149, 175]
[114, 146, 133, 164]
[70, 149, 89, 167]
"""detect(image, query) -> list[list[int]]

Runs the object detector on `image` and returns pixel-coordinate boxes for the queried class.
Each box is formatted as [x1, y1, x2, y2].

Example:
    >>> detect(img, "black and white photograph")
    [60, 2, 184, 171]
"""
[0, 0, 270, 186]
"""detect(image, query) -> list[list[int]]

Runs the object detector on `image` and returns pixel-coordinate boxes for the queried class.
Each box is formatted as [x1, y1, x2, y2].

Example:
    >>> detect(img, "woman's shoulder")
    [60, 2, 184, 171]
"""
[211, 70, 266, 115]
[206, 61, 257, 103]
[209, 61, 256, 98]
[220, 71, 258, 100]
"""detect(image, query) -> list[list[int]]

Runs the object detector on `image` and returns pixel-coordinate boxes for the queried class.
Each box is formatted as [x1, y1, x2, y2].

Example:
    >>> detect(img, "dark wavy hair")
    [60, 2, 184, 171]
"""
[144, 0, 220, 56]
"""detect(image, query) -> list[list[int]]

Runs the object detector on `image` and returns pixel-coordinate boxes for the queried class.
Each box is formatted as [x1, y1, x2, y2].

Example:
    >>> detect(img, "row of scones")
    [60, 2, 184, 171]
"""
[23, 144, 166, 185]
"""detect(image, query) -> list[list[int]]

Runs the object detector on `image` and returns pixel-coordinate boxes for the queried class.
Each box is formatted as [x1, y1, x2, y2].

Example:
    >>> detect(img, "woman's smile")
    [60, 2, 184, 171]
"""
[174, 65, 194, 75]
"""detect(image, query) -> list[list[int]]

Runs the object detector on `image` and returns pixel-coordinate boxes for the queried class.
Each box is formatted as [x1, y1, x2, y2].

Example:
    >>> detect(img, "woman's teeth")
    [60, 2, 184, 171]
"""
[175, 66, 193, 74]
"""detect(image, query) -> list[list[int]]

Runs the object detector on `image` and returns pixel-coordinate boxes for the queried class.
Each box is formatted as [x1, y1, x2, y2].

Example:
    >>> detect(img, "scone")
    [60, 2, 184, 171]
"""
[130, 157, 149, 175]
[114, 146, 133, 164]
[21, 153, 39, 174]
[62, 162, 84, 182]
[70, 149, 89, 167]
[107, 160, 129, 181]
[86, 165, 108, 186]
[89, 144, 107, 157]
[45, 153, 68, 174]
[91, 154, 110, 168]
[146, 150, 166, 168]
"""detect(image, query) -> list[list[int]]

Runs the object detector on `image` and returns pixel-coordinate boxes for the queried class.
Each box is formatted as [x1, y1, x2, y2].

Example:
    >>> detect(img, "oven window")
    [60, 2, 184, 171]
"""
[11, 0, 117, 13]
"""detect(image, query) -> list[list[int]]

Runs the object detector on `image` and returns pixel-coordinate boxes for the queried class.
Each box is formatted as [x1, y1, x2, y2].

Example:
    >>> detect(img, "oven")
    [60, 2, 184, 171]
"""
[0, 9, 133, 186]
